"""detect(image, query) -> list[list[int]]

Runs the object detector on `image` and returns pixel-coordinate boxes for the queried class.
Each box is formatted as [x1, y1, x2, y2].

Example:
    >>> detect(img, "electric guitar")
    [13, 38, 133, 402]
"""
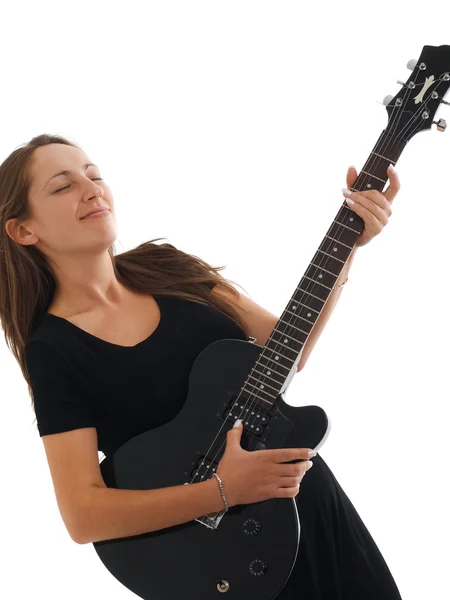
[93, 44, 450, 599]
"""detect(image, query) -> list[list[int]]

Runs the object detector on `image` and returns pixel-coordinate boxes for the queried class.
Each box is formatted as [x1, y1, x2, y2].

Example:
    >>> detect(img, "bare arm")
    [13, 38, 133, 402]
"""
[76, 478, 223, 544]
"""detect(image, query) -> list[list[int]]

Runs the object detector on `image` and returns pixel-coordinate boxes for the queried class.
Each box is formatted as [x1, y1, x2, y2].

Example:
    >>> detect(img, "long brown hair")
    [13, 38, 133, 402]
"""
[0, 134, 250, 420]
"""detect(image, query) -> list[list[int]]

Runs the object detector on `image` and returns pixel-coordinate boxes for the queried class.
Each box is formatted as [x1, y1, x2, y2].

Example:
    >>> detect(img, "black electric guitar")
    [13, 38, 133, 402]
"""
[93, 44, 450, 599]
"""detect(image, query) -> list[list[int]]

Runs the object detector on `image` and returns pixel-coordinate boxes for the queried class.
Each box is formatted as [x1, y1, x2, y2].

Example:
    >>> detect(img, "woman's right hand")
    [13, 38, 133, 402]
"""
[215, 419, 315, 507]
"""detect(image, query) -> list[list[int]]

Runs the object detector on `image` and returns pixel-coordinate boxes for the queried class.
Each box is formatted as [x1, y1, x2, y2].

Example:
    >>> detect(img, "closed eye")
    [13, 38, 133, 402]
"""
[54, 178, 103, 193]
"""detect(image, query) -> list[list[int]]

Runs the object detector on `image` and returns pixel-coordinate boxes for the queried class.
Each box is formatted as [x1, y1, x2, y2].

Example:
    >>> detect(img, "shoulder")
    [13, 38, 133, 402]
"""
[210, 284, 278, 346]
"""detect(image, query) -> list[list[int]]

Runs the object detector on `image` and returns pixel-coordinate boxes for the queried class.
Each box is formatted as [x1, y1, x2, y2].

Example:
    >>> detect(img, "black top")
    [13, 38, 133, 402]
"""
[25, 292, 247, 457]
[25, 292, 402, 599]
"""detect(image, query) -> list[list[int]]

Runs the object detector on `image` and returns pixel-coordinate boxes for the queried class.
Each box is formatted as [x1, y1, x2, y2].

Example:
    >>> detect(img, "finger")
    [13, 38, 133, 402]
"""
[343, 191, 389, 226]
[383, 164, 400, 203]
[278, 476, 305, 489]
[352, 189, 392, 216]
[270, 448, 312, 463]
[346, 164, 399, 207]
[346, 166, 358, 190]
[274, 463, 311, 477]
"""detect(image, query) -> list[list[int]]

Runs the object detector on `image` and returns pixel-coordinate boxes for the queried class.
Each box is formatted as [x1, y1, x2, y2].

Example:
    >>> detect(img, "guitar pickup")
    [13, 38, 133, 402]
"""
[222, 398, 270, 437]
[189, 454, 218, 481]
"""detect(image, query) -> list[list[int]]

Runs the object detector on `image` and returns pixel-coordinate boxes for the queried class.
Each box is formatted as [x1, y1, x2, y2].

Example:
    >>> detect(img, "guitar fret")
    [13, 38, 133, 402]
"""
[317, 249, 346, 263]
[252, 366, 274, 378]
[361, 169, 385, 183]
[280, 316, 314, 329]
[265, 343, 299, 362]
[258, 354, 293, 371]
[252, 369, 285, 390]
[286, 302, 320, 316]
[280, 317, 311, 335]
[247, 374, 280, 394]
[263, 351, 295, 365]
[370, 151, 396, 163]
[240, 390, 273, 408]
[244, 380, 276, 400]
[295, 285, 327, 303]
[272, 329, 304, 345]
[303, 275, 332, 291]
[332, 219, 359, 234]
[310, 262, 340, 278]
[325, 234, 353, 250]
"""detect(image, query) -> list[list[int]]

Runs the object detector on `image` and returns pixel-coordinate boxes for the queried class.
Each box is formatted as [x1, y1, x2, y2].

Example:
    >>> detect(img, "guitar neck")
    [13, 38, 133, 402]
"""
[242, 130, 407, 410]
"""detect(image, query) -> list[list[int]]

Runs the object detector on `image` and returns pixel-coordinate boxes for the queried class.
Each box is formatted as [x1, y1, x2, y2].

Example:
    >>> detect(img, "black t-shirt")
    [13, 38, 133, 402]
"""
[25, 292, 402, 599]
[25, 292, 247, 457]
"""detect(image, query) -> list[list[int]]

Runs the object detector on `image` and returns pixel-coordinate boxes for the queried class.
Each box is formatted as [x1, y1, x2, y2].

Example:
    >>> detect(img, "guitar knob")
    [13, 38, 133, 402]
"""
[249, 558, 268, 576]
[433, 118, 447, 132]
[407, 59, 417, 70]
[243, 518, 262, 535]
[382, 94, 394, 106]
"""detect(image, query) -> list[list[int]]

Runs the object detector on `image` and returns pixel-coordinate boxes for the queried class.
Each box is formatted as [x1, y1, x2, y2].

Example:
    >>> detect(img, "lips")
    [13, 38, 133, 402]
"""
[81, 207, 109, 219]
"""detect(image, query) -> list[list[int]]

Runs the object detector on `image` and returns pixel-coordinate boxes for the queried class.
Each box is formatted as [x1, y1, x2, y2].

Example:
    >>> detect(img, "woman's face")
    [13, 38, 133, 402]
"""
[19, 143, 117, 260]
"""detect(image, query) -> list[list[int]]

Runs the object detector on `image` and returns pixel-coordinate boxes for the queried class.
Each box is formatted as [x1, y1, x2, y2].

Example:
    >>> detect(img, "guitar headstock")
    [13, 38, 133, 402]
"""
[384, 44, 450, 142]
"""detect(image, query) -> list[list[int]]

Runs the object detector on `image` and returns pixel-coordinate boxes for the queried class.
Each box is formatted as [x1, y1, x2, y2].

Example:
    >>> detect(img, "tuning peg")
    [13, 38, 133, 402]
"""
[382, 94, 394, 106]
[433, 118, 447, 132]
[442, 99, 450, 106]
[396, 80, 406, 87]
[407, 59, 417, 70]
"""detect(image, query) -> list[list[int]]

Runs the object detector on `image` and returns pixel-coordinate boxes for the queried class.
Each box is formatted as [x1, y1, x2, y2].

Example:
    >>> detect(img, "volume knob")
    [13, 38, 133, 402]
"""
[243, 518, 261, 535]
[249, 558, 268, 576]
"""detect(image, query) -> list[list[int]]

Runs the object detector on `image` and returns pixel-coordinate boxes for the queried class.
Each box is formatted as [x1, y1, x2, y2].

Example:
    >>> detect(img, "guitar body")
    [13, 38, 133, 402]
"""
[94, 338, 330, 599]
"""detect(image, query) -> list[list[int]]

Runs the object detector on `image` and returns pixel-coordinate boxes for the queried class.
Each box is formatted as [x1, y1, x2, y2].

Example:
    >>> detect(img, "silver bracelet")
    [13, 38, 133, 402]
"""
[332, 275, 348, 291]
[212, 472, 229, 511]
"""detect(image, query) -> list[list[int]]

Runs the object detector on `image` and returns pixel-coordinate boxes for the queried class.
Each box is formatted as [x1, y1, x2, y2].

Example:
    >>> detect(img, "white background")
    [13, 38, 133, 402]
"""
[1, 2, 449, 598]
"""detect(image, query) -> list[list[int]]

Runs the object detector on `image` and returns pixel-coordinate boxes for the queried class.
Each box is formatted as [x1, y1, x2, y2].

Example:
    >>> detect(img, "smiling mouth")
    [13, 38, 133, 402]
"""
[81, 209, 110, 219]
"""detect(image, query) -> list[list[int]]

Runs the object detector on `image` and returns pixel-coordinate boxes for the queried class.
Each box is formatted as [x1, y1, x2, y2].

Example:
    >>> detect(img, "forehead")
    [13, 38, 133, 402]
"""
[31, 144, 89, 174]
[29, 144, 91, 193]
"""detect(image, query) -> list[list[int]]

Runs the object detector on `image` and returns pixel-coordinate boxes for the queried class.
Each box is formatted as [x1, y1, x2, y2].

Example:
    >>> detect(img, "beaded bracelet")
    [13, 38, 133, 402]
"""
[212, 472, 229, 511]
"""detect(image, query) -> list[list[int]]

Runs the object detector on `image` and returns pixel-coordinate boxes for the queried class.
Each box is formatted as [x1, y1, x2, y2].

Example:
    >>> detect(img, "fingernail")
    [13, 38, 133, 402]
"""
[388, 163, 396, 173]
[233, 419, 242, 428]
[342, 187, 352, 196]
[308, 450, 317, 457]
[346, 197, 355, 205]
[307, 460, 314, 469]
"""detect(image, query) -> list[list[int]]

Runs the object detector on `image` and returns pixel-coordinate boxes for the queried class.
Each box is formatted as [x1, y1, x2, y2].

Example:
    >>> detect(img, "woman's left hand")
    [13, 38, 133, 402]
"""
[342, 164, 400, 248]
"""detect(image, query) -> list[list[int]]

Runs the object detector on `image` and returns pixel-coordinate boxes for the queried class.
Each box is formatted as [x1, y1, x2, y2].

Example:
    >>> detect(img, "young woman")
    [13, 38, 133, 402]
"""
[0, 134, 402, 599]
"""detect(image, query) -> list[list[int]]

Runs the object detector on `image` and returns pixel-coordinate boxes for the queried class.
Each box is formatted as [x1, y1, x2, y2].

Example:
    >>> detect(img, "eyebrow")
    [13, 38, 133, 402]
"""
[42, 163, 98, 191]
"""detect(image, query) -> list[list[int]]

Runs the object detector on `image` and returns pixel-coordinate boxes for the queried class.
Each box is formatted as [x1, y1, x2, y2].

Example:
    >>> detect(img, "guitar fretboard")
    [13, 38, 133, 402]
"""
[242, 130, 407, 410]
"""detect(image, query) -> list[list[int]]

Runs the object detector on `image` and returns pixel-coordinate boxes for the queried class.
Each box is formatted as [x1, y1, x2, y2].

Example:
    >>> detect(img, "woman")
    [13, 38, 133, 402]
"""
[0, 133, 402, 599]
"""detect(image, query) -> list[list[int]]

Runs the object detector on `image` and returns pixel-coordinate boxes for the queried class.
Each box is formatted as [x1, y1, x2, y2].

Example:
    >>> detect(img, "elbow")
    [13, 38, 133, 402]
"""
[70, 525, 89, 545]
[67, 519, 88, 545]
[70, 511, 94, 545]
[63, 504, 91, 545]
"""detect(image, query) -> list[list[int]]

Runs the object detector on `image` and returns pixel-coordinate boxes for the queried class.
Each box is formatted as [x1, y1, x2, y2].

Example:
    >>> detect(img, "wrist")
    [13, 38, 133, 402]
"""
[212, 472, 230, 511]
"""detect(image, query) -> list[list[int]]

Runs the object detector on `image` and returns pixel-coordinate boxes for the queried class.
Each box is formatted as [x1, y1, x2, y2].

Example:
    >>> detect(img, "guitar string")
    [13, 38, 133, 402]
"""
[222, 70, 441, 444]
[189, 66, 445, 503]
[191, 66, 436, 493]
[194, 69, 438, 494]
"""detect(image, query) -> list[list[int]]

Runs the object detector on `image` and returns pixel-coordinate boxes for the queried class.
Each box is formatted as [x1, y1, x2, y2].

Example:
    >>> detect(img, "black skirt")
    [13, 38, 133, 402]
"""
[276, 453, 403, 599]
